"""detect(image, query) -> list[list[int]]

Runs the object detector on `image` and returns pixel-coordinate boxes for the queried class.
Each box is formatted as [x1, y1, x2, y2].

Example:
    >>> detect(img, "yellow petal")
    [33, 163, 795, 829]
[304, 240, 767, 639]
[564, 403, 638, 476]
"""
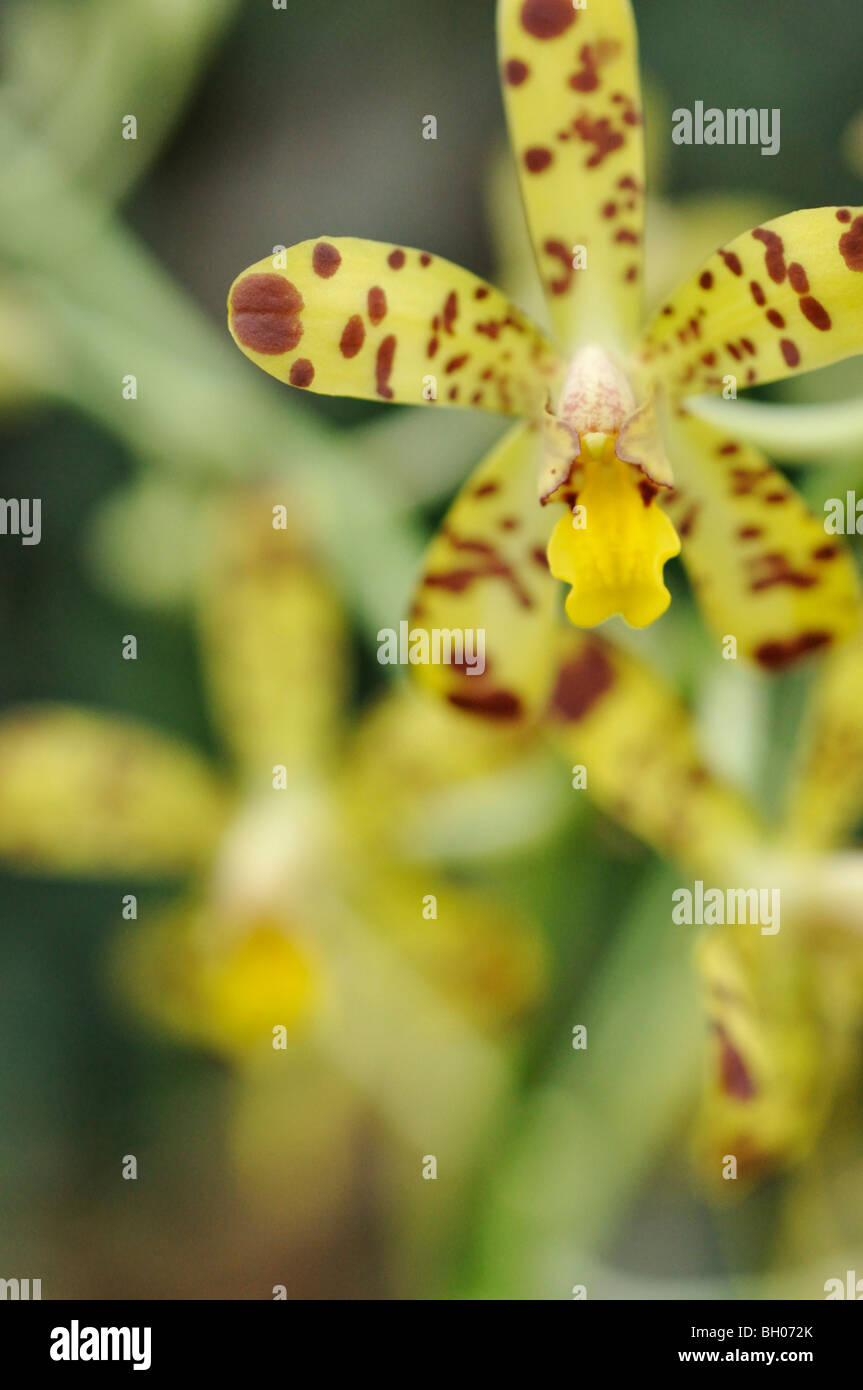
[0, 708, 228, 876]
[783, 633, 863, 849]
[497, 0, 646, 354]
[660, 408, 861, 668]
[410, 421, 561, 722]
[547, 632, 761, 874]
[693, 932, 826, 1191]
[198, 492, 348, 783]
[227, 238, 559, 412]
[640, 206, 863, 395]
[546, 432, 680, 628]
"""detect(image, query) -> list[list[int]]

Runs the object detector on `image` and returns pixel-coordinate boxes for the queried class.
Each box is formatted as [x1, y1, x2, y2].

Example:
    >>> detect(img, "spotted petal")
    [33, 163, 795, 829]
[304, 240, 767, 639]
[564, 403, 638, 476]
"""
[409, 421, 560, 723]
[783, 634, 863, 849]
[660, 409, 861, 670]
[0, 708, 229, 877]
[497, 0, 646, 354]
[198, 492, 349, 785]
[640, 206, 863, 396]
[546, 632, 761, 874]
[228, 238, 559, 412]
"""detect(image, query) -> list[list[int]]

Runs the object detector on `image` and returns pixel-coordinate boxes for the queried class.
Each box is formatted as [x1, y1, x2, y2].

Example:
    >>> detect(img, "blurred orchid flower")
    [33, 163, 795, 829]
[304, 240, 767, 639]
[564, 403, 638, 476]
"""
[544, 626, 863, 1193]
[0, 494, 548, 1152]
[227, 0, 863, 723]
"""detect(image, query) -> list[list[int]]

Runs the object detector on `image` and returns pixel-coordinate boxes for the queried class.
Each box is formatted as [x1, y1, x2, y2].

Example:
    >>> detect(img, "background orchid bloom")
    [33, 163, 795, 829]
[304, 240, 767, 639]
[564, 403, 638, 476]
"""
[539, 626, 863, 1200]
[0, 494, 548, 1163]
[227, 0, 863, 728]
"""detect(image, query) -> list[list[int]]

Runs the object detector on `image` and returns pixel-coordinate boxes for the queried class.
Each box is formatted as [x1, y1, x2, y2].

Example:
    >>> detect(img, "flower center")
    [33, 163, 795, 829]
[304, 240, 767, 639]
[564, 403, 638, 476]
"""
[538, 345, 681, 629]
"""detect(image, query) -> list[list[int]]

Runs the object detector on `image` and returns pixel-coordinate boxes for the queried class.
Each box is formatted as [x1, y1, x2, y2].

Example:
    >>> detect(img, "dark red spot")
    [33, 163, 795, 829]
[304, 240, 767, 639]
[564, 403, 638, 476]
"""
[525, 146, 553, 173]
[725, 342, 742, 361]
[750, 553, 816, 592]
[504, 58, 529, 85]
[569, 44, 599, 92]
[312, 242, 341, 278]
[765, 490, 788, 502]
[368, 287, 387, 324]
[388, 249, 406, 270]
[520, 0, 576, 39]
[573, 114, 624, 168]
[230, 273, 304, 355]
[738, 526, 762, 539]
[419, 253, 433, 268]
[638, 479, 658, 506]
[752, 227, 786, 283]
[699, 271, 714, 290]
[448, 386, 459, 401]
[624, 265, 638, 283]
[550, 644, 615, 723]
[445, 353, 469, 374]
[750, 280, 766, 306]
[376, 335, 397, 398]
[474, 482, 498, 499]
[448, 689, 522, 720]
[714, 1024, 757, 1101]
[532, 547, 549, 569]
[837, 208, 852, 223]
[701, 352, 717, 367]
[677, 504, 700, 538]
[339, 314, 366, 358]
[544, 239, 574, 296]
[754, 631, 832, 670]
[602, 201, 617, 219]
[718, 442, 740, 455]
[719, 249, 743, 277]
[813, 543, 840, 561]
[427, 337, 439, 359]
[289, 359, 314, 388]
[475, 286, 490, 300]
[616, 228, 639, 244]
[661, 304, 674, 316]
[788, 262, 809, 293]
[780, 339, 800, 368]
[766, 309, 785, 329]
[839, 216, 863, 271]
[799, 296, 831, 331]
[618, 175, 641, 192]
[443, 291, 459, 334]
[741, 337, 756, 356]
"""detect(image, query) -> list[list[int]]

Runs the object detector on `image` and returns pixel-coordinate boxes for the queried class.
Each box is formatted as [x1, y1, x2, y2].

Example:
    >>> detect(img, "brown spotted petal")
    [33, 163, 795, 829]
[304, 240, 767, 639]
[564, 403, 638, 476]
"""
[660, 407, 861, 669]
[640, 206, 863, 397]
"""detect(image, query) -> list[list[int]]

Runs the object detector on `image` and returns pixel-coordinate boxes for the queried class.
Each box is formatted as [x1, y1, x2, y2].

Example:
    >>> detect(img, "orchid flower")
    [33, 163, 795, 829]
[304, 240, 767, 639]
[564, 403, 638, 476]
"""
[0, 495, 545, 1079]
[544, 625, 863, 1191]
[227, 0, 863, 723]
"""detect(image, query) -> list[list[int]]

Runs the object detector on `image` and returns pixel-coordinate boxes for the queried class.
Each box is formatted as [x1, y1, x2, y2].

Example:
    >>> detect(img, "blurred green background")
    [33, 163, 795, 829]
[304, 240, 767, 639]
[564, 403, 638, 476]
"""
[2, 0, 863, 1300]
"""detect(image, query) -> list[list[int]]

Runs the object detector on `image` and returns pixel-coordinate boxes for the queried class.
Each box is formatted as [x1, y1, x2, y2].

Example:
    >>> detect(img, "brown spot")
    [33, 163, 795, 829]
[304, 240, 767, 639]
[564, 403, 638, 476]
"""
[427, 337, 439, 359]
[520, 0, 576, 39]
[839, 216, 863, 271]
[388, 249, 406, 270]
[312, 241, 342, 278]
[718, 442, 740, 455]
[701, 352, 717, 367]
[230, 273, 304, 355]
[525, 146, 553, 173]
[544, 239, 574, 296]
[474, 482, 499, 499]
[471, 391, 484, 405]
[837, 208, 852, 223]
[616, 228, 639, 244]
[750, 553, 816, 592]
[499, 516, 519, 531]
[714, 1024, 757, 1101]
[475, 286, 490, 300]
[766, 308, 785, 329]
[573, 114, 624, 168]
[780, 338, 800, 368]
[368, 287, 387, 324]
[532, 547, 549, 569]
[788, 262, 809, 293]
[678, 504, 700, 537]
[765, 491, 788, 503]
[339, 314, 366, 358]
[550, 643, 615, 723]
[738, 526, 762, 539]
[754, 631, 832, 670]
[699, 271, 714, 290]
[741, 337, 756, 356]
[719, 249, 743, 277]
[750, 280, 766, 306]
[445, 353, 469, 374]
[813, 543, 840, 560]
[504, 58, 529, 85]
[447, 689, 522, 720]
[638, 479, 658, 506]
[752, 226, 786, 283]
[289, 359, 314, 388]
[624, 265, 638, 283]
[602, 201, 617, 219]
[375, 335, 397, 398]
[448, 386, 459, 401]
[799, 296, 831, 331]
[419, 253, 433, 267]
[443, 291, 459, 334]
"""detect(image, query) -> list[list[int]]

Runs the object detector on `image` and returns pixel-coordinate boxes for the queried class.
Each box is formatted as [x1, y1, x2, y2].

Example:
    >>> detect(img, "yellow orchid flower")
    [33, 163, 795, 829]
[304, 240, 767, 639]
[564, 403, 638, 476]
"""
[0, 493, 546, 1073]
[227, 0, 863, 724]
[544, 626, 863, 1194]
